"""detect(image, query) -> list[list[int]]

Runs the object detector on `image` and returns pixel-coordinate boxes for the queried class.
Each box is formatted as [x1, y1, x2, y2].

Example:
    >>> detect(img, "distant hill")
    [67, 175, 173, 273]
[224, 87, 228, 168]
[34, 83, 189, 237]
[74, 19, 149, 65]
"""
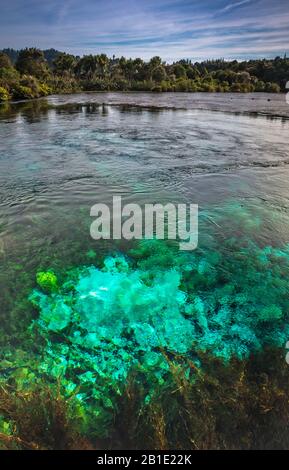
[1, 48, 61, 67]
[1, 48, 19, 64]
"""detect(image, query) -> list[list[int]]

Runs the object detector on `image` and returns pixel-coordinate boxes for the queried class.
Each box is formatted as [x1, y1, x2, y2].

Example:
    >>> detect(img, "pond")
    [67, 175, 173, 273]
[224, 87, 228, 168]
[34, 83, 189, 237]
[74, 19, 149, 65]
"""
[1, 92, 289, 448]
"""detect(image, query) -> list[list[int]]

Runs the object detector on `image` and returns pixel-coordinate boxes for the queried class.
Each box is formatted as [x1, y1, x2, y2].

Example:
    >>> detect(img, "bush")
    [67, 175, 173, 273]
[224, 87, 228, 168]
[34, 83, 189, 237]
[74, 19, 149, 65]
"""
[38, 82, 52, 96]
[20, 75, 41, 96]
[0, 67, 20, 91]
[113, 78, 129, 91]
[151, 85, 162, 92]
[11, 76, 52, 100]
[200, 82, 217, 92]
[48, 76, 79, 94]
[0, 86, 9, 101]
[152, 65, 166, 82]
[255, 80, 266, 92]
[265, 82, 281, 93]
[174, 79, 189, 92]
[12, 85, 35, 100]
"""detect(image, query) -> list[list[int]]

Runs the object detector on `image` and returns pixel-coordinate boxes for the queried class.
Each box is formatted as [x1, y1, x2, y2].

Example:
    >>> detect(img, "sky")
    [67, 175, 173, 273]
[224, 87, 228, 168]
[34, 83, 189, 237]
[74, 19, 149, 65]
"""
[0, 0, 288, 61]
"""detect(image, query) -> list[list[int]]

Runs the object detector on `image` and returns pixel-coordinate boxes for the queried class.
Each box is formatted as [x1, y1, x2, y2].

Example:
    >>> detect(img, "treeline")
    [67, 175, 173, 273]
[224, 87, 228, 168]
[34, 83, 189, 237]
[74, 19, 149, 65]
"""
[0, 47, 288, 101]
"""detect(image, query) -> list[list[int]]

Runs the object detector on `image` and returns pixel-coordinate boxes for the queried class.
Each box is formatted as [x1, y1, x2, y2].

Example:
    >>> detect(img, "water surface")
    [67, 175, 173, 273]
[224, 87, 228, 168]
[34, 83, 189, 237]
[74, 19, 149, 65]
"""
[1, 92, 289, 446]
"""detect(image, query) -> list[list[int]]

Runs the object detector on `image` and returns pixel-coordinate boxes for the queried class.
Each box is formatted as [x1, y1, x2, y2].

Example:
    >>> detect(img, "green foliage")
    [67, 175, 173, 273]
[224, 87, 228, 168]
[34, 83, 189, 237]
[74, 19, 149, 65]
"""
[0, 66, 20, 91]
[173, 64, 187, 79]
[22, 225, 289, 438]
[53, 52, 77, 75]
[0, 415, 12, 436]
[36, 271, 58, 292]
[10, 75, 52, 100]
[37, 82, 52, 96]
[0, 52, 12, 68]
[0, 384, 92, 449]
[1, 200, 289, 446]
[1, 349, 289, 449]
[0, 47, 287, 99]
[12, 84, 35, 100]
[0, 86, 9, 101]
[152, 65, 166, 82]
[16, 48, 50, 79]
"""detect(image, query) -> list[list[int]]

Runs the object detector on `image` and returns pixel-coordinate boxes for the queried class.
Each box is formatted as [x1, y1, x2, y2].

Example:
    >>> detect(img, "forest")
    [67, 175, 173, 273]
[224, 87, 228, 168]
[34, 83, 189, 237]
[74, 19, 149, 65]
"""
[0, 47, 288, 101]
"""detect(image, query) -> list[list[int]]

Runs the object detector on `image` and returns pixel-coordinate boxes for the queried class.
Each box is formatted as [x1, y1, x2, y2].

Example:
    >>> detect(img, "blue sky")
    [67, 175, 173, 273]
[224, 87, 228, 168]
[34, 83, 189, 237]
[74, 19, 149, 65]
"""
[0, 0, 288, 61]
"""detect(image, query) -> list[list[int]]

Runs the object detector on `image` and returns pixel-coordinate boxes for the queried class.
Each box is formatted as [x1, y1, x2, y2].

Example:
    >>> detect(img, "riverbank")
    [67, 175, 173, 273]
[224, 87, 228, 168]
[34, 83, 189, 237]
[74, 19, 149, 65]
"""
[45, 91, 289, 119]
[1, 92, 288, 120]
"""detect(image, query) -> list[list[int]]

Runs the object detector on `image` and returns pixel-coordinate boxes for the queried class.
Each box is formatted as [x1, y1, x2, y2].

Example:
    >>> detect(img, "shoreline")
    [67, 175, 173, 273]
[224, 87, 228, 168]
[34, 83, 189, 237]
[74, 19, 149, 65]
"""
[3, 91, 288, 120]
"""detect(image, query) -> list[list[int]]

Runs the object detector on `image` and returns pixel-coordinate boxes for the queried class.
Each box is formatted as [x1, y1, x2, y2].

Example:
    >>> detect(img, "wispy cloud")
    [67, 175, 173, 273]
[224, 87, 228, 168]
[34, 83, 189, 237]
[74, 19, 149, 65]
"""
[0, 0, 288, 61]
[220, 0, 251, 14]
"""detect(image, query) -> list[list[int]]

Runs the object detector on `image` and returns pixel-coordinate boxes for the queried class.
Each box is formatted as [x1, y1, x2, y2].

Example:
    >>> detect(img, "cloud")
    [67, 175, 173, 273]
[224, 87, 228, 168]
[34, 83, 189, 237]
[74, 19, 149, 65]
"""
[0, 0, 288, 61]
[220, 0, 251, 14]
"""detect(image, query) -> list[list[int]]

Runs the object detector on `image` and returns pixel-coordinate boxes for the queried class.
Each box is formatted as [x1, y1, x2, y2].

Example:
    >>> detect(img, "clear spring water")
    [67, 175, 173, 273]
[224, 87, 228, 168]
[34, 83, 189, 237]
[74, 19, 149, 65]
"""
[1, 93, 289, 438]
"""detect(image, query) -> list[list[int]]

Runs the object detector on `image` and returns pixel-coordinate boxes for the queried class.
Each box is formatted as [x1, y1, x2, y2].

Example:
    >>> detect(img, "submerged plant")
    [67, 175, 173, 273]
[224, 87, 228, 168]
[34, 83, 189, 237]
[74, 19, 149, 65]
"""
[36, 271, 58, 293]
[24, 235, 289, 438]
[0, 385, 94, 450]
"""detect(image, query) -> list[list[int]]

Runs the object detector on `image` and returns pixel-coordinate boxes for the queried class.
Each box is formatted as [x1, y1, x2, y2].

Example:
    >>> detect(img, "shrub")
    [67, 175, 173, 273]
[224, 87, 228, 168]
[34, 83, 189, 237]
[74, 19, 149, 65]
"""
[0, 67, 20, 91]
[0, 86, 9, 101]
[20, 75, 41, 96]
[12, 85, 35, 100]
[151, 85, 162, 92]
[265, 82, 281, 93]
[38, 82, 52, 96]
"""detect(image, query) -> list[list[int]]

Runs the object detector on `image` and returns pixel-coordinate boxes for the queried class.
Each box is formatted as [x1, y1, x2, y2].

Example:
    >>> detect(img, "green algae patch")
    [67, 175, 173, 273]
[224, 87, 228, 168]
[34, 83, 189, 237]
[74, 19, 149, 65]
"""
[24, 238, 289, 437]
[36, 271, 58, 293]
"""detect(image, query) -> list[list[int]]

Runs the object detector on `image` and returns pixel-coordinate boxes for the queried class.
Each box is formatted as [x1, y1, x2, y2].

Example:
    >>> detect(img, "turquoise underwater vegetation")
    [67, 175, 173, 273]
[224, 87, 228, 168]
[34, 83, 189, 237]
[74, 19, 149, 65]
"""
[28, 236, 289, 434]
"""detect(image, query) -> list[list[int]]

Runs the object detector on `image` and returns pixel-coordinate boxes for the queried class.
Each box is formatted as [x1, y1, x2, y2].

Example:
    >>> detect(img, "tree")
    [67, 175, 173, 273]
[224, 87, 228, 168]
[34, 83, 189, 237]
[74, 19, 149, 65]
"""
[53, 53, 77, 75]
[0, 52, 12, 69]
[237, 71, 251, 83]
[75, 55, 98, 79]
[149, 56, 162, 68]
[152, 65, 166, 82]
[186, 66, 200, 79]
[173, 64, 187, 79]
[16, 48, 50, 79]
[132, 58, 145, 80]
[1, 48, 19, 63]
[0, 47, 286, 97]
[148, 56, 162, 80]
[0, 66, 19, 92]
[96, 54, 109, 78]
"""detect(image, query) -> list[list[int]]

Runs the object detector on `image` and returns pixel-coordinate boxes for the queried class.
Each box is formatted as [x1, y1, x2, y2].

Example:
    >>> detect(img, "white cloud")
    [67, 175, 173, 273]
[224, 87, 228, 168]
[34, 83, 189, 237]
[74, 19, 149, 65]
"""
[0, 0, 288, 61]
[220, 0, 251, 14]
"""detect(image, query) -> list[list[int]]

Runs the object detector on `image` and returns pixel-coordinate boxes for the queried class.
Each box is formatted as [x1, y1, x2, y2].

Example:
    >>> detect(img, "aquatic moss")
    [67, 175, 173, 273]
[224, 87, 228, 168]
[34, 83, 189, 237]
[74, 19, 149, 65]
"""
[27, 237, 289, 437]
[2, 348, 289, 449]
[36, 271, 58, 293]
